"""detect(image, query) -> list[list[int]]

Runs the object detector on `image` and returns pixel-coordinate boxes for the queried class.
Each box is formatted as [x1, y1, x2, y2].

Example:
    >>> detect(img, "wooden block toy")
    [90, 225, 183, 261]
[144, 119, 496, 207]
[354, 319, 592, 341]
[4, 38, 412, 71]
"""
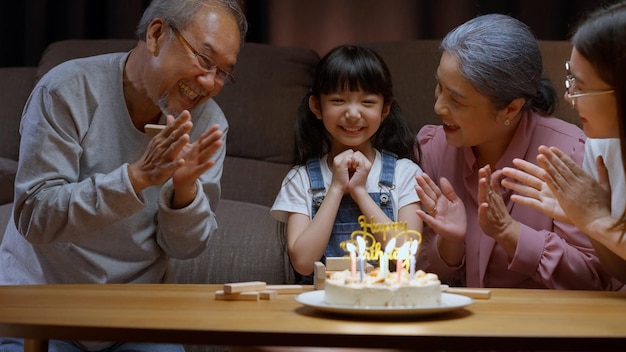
[325, 257, 374, 272]
[215, 290, 260, 301]
[314, 277, 325, 290]
[325, 257, 350, 271]
[314, 261, 325, 278]
[223, 281, 266, 294]
[442, 285, 492, 300]
[259, 290, 278, 300]
[265, 285, 304, 294]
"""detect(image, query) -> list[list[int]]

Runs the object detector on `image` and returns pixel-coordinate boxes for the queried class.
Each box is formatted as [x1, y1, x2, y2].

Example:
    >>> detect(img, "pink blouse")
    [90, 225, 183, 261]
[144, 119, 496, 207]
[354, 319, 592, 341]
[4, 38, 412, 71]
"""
[416, 111, 622, 290]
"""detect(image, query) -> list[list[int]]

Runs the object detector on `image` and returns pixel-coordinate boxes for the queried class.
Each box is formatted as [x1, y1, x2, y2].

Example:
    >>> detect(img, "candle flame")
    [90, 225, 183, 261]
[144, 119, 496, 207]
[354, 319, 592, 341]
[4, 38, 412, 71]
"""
[398, 241, 411, 260]
[410, 240, 418, 255]
[346, 242, 356, 253]
[357, 236, 366, 255]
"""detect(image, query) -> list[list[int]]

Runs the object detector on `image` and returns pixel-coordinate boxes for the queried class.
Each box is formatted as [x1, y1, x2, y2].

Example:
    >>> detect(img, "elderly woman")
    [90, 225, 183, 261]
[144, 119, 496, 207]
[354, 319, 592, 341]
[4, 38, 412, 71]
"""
[413, 13, 622, 290]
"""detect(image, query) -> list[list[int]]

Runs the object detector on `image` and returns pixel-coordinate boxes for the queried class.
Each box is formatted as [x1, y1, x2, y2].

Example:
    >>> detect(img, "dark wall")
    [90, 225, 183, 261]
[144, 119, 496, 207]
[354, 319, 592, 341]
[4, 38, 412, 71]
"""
[0, 0, 614, 68]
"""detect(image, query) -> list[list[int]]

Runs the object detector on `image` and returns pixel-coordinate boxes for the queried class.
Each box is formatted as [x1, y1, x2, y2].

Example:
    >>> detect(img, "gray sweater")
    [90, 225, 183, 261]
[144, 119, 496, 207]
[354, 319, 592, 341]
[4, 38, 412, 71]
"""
[0, 52, 226, 284]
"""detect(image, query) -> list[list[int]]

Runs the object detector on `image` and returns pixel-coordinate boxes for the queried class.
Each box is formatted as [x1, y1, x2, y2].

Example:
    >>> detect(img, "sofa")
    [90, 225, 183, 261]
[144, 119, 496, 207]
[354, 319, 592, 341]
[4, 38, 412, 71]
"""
[0, 38, 577, 350]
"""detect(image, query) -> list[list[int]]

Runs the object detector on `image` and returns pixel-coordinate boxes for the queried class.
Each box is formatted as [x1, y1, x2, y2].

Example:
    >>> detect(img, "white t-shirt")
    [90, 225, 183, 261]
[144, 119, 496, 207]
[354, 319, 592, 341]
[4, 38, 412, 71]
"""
[270, 150, 422, 222]
[583, 138, 626, 217]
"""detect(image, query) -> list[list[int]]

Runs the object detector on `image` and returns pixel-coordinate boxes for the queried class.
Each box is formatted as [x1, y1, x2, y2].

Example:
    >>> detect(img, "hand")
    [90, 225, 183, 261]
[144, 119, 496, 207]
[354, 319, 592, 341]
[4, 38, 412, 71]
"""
[535, 145, 612, 234]
[477, 165, 519, 247]
[501, 158, 570, 223]
[128, 111, 193, 192]
[329, 149, 355, 194]
[171, 122, 224, 207]
[346, 151, 372, 195]
[415, 173, 467, 242]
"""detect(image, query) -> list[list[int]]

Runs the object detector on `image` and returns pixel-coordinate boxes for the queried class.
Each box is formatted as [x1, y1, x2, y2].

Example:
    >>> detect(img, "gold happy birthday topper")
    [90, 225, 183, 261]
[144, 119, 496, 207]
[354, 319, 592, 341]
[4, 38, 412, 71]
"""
[340, 215, 421, 262]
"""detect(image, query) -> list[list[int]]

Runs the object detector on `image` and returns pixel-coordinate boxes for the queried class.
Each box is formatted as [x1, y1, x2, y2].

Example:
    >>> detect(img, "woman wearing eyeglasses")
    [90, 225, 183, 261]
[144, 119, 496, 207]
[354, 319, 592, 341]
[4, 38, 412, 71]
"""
[414, 13, 623, 291]
[502, 2, 626, 284]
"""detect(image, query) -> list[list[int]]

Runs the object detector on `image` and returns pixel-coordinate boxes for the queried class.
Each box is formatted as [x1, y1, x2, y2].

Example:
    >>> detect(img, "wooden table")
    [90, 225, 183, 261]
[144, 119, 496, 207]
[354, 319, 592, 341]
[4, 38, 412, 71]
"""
[0, 284, 625, 351]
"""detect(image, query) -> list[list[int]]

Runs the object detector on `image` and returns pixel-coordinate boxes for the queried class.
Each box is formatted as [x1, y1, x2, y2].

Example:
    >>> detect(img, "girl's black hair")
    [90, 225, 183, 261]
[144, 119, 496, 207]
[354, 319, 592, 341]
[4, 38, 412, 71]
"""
[571, 1, 626, 233]
[294, 45, 420, 165]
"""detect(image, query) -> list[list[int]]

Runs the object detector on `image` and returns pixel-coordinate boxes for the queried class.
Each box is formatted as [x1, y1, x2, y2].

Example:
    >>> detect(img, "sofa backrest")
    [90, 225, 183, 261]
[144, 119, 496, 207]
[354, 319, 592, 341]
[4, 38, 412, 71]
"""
[0, 67, 38, 161]
[212, 43, 319, 206]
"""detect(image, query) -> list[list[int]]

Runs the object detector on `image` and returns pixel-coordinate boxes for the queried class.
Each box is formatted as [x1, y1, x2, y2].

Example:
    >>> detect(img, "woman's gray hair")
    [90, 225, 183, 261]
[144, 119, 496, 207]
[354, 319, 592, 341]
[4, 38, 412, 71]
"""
[440, 13, 556, 115]
[135, 0, 248, 46]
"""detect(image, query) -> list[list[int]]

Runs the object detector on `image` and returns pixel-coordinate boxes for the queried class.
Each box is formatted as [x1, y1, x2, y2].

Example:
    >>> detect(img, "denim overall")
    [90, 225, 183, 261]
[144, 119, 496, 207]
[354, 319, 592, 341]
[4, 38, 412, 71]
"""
[297, 150, 397, 284]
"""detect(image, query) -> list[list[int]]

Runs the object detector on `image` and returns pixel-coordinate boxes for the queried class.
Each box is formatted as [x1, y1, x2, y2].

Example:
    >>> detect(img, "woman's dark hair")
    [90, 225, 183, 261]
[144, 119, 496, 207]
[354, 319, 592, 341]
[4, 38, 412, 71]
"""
[440, 13, 557, 115]
[294, 45, 419, 165]
[572, 1, 626, 233]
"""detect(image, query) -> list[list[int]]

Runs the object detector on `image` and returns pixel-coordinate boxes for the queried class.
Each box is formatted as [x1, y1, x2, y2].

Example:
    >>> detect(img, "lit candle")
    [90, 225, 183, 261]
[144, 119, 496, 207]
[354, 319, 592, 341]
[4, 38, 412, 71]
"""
[357, 236, 366, 283]
[382, 238, 396, 278]
[409, 240, 418, 280]
[396, 242, 410, 284]
[346, 242, 357, 280]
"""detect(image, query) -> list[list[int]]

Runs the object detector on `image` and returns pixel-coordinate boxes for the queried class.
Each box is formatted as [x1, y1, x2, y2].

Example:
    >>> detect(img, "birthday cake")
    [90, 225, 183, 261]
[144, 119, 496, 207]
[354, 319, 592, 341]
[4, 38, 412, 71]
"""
[324, 269, 441, 307]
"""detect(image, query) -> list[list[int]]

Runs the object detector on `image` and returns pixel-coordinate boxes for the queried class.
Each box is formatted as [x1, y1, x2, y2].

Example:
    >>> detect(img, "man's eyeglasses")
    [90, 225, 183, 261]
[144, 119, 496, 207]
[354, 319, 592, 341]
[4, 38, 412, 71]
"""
[564, 61, 613, 107]
[171, 26, 236, 86]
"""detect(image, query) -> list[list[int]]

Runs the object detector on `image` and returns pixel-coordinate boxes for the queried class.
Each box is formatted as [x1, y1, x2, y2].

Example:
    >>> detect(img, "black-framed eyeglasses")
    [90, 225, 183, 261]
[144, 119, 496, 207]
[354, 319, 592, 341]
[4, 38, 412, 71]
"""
[171, 26, 236, 85]
[564, 61, 613, 108]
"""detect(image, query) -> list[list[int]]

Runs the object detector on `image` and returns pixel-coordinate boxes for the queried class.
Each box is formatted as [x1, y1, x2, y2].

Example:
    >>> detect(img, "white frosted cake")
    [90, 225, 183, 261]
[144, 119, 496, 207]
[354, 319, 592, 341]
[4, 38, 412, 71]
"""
[324, 269, 441, 307]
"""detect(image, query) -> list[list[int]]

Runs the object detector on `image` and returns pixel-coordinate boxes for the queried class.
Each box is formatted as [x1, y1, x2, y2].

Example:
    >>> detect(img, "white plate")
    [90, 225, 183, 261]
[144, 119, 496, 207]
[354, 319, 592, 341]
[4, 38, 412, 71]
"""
[295, 290, 473, 317]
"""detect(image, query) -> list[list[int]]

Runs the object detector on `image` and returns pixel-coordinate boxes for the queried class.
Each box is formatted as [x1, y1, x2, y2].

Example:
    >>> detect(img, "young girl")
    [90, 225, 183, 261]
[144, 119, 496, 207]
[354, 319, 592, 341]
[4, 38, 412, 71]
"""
[270, 45, 423, 283]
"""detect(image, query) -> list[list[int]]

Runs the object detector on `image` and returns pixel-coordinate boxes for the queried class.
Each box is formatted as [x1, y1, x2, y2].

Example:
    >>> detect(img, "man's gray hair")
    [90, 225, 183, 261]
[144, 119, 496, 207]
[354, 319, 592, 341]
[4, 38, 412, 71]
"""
[135, 0, 248, 46]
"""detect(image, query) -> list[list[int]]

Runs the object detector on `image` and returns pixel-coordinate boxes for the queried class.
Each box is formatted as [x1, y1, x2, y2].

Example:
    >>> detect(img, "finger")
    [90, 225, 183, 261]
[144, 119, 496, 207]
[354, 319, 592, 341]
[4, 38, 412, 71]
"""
[439, 177, 459, 202]
[508, 158, 547, 191]
[541, 147, 578, 184]
[415, 173, 439, 200]
[415, 185, 437, 213]
[164, 111, 192, 136]
[535, 153, 564, 193]
[415, 174, 439, 216]
[415, 208, 446, 235]
[511, 158, 548, 182]
[501, 167, 543, 192]
[509, 193, 543, 210]
[199, 125, 223, 143]
[490, 169, 505, 194]
[548, 146, 588, 180]
[477, 165, 493, 201]
[194, 138, 224, 163]
[501, 177, 540, 200]
[201, 124, 223, 138]
[422, 173, 442, 198]
[478, 175, 490, 203]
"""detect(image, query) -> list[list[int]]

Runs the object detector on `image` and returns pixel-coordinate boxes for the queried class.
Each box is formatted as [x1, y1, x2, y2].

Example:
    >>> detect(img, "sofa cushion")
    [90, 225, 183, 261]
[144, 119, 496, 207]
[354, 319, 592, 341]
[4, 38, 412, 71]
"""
[0, 158, 18, 205]
[169, 199, 294, 285]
